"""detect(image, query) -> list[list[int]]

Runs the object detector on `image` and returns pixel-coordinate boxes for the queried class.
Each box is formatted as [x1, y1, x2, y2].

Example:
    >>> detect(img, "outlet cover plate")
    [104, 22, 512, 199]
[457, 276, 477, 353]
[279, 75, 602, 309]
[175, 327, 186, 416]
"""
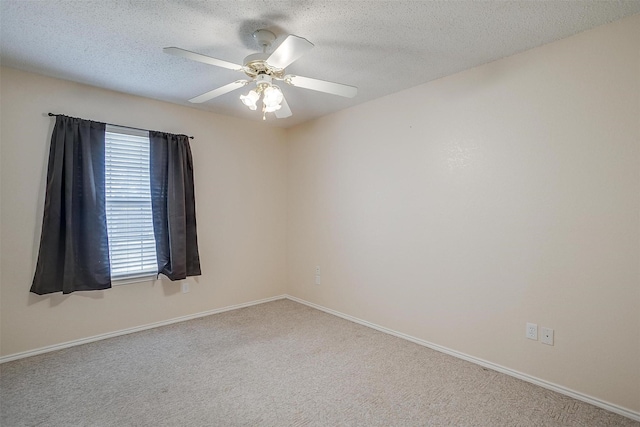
[541, 327, 554, 345]
[526, 323, 538, 340]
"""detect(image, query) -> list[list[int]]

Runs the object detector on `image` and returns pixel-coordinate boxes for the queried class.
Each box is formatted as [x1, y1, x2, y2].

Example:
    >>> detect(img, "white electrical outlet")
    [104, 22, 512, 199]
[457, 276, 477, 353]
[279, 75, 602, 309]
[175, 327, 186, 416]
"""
[181, 282, 190, 293]
[541, 327, 554, 345]
[526, 323, 538, 340]
[315, 266, 321, 275]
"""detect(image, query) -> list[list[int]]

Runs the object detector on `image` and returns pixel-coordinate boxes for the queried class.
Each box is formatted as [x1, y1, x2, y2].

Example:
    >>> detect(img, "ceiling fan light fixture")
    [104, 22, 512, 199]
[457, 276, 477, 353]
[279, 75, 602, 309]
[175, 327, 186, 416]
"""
[166, 29, 357, 120]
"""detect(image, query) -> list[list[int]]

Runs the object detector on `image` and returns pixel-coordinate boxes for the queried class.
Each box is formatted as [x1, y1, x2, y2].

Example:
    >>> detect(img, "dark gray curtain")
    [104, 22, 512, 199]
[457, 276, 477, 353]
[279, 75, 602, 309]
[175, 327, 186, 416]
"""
[149, 131, 201, 280]
[31, 116, 111, 295]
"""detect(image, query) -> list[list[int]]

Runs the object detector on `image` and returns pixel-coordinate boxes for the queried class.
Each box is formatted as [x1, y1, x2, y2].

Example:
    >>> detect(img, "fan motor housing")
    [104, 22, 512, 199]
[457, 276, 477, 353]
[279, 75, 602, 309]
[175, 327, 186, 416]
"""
[243, 53, 285, 79]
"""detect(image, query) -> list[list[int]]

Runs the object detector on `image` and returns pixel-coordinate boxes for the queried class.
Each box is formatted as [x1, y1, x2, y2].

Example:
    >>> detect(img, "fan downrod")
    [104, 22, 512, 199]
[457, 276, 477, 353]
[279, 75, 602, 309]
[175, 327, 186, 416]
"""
[243, 29, 285, 79]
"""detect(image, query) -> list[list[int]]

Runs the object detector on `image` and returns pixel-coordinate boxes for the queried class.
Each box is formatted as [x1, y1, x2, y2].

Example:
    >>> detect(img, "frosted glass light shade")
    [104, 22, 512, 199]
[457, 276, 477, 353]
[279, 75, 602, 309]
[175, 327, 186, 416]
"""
[263, 86, 283, 112]
[240, 90, 259, 110]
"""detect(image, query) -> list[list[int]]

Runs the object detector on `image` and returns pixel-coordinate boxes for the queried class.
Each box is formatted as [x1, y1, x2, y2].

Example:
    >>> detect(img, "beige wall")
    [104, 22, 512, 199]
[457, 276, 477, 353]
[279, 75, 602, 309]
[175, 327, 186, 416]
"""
[287, 15, 640, 413]
[0, 67, 288, 356]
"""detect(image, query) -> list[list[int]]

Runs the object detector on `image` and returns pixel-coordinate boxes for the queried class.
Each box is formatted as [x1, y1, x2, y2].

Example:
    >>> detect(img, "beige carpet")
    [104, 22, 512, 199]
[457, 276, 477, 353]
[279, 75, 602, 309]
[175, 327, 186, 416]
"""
[1, 299, 637, 426]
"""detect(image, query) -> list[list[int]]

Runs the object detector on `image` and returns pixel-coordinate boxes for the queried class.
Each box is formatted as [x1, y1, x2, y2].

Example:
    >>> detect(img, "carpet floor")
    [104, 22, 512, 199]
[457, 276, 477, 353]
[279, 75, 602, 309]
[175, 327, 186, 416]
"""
[1, 299, 637, 426]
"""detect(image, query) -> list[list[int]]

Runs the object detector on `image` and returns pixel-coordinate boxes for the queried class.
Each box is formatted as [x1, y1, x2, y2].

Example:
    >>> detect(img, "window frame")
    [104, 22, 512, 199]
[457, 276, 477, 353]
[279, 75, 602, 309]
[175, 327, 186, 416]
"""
[104, 124, 158, 285]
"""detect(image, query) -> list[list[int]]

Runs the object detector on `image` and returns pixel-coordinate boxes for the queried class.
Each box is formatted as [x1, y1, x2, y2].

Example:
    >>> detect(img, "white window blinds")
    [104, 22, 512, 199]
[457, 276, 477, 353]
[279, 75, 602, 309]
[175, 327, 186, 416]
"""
[105, 125, 158, 279]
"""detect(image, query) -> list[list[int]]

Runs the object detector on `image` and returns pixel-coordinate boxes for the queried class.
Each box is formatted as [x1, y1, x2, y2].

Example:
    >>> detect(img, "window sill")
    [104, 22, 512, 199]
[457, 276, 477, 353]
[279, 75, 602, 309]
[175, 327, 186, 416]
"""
[112, 274, 157, 286]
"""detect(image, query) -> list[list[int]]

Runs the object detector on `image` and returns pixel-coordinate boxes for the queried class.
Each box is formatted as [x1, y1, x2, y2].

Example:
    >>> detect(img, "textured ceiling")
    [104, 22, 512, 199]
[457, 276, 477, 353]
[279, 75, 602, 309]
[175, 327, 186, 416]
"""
[1, 1, 639, 128]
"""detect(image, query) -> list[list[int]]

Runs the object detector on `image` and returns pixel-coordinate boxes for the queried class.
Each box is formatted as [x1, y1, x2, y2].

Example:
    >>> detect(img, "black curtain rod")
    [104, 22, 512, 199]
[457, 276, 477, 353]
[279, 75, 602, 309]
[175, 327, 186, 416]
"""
[47, 113, 194, 139]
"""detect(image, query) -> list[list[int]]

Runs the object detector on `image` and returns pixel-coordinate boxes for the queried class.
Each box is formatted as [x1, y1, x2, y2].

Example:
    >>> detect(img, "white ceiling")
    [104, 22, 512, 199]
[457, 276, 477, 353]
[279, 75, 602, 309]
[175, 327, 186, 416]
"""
[1, 1, 639, 128]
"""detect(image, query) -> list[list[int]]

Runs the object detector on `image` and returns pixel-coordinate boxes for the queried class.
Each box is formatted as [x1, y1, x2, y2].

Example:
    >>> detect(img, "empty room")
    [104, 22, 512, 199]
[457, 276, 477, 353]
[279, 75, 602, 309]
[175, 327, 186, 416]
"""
[1, 1, 639, 425]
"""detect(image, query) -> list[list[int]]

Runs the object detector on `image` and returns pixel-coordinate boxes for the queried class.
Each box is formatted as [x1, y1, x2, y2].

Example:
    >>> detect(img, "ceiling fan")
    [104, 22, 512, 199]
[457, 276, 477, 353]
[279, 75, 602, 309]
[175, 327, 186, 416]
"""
[164, 29, 357, 120]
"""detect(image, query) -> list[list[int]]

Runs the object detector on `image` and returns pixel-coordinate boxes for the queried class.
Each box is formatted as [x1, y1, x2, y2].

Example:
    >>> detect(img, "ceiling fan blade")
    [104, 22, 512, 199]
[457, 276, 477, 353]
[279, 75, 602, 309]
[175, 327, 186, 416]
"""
[163, 47, 243, 71]
[267, 35, 314, 69]
[188, 80, 249, 104]
[284, 75, 357, 98]
[275, 94, 292, 119]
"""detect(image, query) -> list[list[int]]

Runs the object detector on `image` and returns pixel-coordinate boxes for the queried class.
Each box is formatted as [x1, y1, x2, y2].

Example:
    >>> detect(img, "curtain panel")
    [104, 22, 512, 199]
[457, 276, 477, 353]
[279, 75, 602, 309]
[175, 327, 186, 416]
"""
[31, 116, 111, 295]
[31, 117, 201, 294]
[149, 131, 201, 280]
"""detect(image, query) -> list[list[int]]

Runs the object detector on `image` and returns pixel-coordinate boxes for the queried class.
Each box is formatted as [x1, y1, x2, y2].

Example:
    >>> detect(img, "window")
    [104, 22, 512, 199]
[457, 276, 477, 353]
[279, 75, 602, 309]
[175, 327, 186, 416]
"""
[105, 125, 158, 281]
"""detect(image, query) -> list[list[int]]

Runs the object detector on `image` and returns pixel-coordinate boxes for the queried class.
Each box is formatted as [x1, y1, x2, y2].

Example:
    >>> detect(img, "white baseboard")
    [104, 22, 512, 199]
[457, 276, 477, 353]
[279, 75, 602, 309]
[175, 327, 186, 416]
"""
[284, 294, 640, 422]
[0, 294, 286, 364]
